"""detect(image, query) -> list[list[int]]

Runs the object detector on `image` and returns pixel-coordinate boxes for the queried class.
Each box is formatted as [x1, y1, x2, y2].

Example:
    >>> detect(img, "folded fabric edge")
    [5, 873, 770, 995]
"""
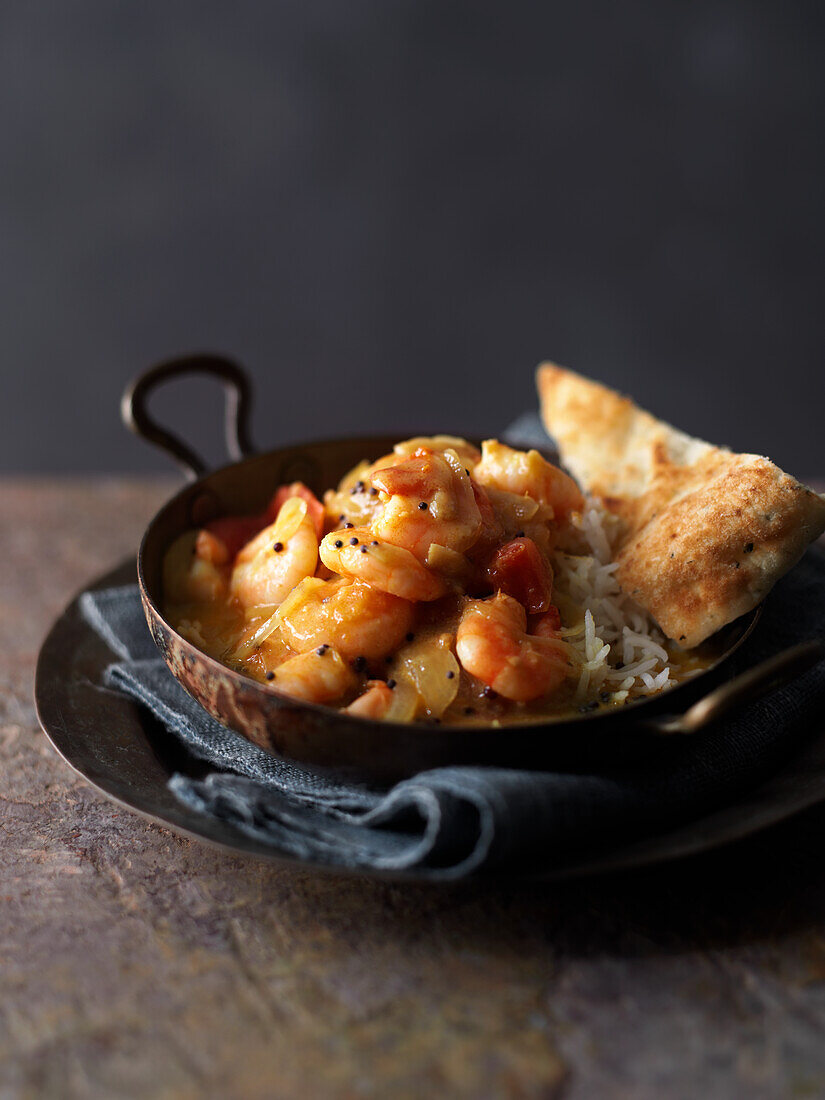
[168, 771, 493, 878]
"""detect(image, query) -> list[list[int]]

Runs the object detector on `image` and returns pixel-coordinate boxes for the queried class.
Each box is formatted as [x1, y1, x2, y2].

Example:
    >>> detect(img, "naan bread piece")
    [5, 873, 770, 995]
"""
[537, 363, 825, 647]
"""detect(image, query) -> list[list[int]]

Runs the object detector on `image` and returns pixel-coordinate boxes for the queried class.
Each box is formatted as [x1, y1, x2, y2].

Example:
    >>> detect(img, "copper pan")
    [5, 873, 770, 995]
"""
[123, 355, 825, 783]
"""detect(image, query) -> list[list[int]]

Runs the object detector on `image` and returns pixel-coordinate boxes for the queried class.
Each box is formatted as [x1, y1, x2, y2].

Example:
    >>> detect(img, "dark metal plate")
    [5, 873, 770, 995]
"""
[35, 560, 825, 883]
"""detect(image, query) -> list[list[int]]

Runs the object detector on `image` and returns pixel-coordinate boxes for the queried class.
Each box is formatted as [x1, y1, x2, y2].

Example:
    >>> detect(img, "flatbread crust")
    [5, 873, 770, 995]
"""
[537, 363, 825, 647]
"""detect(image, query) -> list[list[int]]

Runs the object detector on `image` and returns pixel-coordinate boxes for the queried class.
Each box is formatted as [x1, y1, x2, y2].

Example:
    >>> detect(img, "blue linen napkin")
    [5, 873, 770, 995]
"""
[79, 416, 825, 878]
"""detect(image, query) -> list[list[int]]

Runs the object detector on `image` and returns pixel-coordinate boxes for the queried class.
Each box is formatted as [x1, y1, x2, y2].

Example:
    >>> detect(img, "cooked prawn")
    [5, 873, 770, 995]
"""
[268, 647, 357, 705]
[392, 435, 481, 466]
[344, 680, 395, 718]
[319, 527, 447, 601]
[371, 450, 482, 560]
[278, 576, 415, 660]
[323, 454, 398, 528]
[163, 531, 230, 604]
[230, 497, 318, 610]
[267, 482, 325, 539]
[533, 605, 562, 638]
[456, 592, 571, 702]
[474, 440, 584, 520]
[194, 528, 231, 566]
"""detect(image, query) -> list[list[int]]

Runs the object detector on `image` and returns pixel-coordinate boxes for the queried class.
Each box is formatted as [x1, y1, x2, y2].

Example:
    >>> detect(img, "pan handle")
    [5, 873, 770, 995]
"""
[121, 354, 255, 480]
[651, 639, 825, 735]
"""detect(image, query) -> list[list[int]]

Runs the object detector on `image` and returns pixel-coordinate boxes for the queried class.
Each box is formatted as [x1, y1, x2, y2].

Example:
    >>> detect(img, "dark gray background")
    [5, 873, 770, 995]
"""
[3, 2, 823, 475]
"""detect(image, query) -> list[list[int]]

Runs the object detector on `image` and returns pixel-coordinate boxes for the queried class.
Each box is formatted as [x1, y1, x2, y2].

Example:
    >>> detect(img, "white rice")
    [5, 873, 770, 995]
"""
[553, 501, 693, 704]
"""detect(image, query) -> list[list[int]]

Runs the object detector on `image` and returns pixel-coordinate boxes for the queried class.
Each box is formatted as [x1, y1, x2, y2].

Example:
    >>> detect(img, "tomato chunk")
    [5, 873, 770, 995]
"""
[534, 604, 562, 637]
[486, 537, 553, 614]
[203, 515, 267, 560]
[267, 482, 325, 540]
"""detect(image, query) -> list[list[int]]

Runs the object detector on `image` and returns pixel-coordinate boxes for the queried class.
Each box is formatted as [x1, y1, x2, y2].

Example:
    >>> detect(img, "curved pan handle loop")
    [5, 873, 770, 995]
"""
[121, 354, 255, 480]
[653, 639, 825, 735]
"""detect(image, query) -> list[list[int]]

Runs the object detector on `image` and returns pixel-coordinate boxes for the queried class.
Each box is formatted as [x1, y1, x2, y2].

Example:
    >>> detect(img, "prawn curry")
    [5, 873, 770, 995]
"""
[162, 435, 707, 725]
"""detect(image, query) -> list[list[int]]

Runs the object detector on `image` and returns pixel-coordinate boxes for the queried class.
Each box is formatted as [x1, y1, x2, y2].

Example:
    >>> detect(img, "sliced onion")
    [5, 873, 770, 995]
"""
[244, 603, 279, 622]
[231, 576, 323, 660]
[259, 630, 292, 667]
[274, 576, 326, 624]
[441, 447, 466, 474]
[272, 496, 308, 544]
[426, 543, 470, 582]
[399, 636, 460, 718]
[383, 680, 420, 722]
[230, 610, 283, 659]
[485, 487, 540, 527]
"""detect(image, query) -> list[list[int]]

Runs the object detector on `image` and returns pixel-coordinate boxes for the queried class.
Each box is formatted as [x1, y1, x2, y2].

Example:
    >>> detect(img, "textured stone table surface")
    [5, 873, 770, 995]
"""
[4, 476, 825, 1100]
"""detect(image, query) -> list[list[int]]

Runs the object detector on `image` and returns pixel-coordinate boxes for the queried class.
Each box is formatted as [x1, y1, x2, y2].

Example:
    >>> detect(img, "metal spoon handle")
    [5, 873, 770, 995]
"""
[654, 639, 825, 735]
